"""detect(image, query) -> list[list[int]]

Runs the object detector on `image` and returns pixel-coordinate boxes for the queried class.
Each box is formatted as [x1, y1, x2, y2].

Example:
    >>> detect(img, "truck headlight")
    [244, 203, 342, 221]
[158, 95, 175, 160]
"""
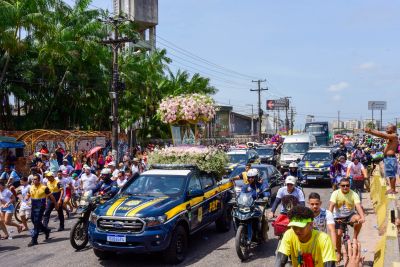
[90, 213, 98, 224]
[143, 215, 167, 227]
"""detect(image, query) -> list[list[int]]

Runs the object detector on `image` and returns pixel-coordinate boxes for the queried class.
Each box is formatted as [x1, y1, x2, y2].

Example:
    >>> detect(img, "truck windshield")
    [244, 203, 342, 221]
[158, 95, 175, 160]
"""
[303, 152, 331, 161]
[122, 175, 186, 197]
[256, 148, 274, 156]
[282, 143, 309, 154]
[228, 154, 247, 164]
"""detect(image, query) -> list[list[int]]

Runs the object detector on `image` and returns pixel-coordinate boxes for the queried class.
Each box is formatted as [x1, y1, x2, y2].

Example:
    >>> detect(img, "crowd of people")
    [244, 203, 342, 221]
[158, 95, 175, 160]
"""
[0, 145, 151, 245]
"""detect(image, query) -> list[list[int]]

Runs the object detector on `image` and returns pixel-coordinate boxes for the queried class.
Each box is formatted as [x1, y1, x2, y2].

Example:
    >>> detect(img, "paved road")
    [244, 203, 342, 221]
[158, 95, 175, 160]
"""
[1, 184, 332, 267]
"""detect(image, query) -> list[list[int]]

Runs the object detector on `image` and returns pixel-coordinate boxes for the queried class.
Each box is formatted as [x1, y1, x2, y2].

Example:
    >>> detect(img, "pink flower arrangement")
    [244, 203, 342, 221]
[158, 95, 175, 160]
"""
[157, 94, 216, 124]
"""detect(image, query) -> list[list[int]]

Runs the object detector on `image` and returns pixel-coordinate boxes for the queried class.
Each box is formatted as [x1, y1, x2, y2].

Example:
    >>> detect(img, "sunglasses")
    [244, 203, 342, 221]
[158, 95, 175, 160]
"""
[340, 184, 350, 188]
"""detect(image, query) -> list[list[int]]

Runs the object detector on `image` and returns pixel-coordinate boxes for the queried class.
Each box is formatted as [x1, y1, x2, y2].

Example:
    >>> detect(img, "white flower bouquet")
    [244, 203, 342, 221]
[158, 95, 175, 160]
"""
[148, 146, 228, 179]
[157, 94, 216, 125]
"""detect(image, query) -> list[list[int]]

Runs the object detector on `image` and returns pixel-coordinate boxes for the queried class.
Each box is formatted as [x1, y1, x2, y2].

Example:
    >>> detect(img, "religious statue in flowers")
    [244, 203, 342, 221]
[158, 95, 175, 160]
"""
[157, 94, 216, 145]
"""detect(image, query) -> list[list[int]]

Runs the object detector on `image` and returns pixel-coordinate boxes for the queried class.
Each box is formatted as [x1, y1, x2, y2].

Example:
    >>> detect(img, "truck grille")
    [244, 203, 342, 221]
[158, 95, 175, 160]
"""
[303, 171, 328, 176]
[97, 217, 145, 233]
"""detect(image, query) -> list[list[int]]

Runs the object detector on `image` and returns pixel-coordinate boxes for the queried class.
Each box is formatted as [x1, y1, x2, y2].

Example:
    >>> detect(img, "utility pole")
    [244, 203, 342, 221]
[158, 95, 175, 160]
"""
[290, 107, 294, 135]
[250, 80, 267, 142]
[337, 110, 340, 132]
[100, 16, 134, 160]
[246, 104, 254, 136]
[284, 97, 291, 135]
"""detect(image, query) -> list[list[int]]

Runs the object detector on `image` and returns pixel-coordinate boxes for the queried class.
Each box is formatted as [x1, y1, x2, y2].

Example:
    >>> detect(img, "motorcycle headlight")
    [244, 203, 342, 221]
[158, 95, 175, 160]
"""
[90, 213, 98, 225]
[325, 167, 330, 171]
[239, 207, 251, 213]
[143, 215, 167, 227]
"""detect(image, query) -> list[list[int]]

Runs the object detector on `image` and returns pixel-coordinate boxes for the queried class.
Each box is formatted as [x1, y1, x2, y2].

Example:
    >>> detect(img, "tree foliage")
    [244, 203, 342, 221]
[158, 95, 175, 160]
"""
[0, 0, 216, 140]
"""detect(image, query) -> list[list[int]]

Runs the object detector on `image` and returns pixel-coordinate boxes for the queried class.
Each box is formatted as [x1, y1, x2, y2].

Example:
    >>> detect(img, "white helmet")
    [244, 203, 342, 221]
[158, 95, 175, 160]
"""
[289, 162, 298, 168]
[285, 175, 297, 185]
[247, 168, 259, 180]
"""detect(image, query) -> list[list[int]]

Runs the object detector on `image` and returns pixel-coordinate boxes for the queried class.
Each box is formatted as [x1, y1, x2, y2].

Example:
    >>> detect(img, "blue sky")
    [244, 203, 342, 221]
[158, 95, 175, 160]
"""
[87, 0, 400, 128]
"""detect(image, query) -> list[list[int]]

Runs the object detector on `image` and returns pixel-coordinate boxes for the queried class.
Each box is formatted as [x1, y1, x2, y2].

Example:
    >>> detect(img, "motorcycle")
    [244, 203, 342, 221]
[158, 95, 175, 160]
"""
[69, 191, 108, 250]
[233, 186, 270, 261]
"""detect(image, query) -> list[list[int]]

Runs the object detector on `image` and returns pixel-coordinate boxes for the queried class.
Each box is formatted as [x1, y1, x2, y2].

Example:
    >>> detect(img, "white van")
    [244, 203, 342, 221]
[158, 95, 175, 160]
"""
[280, 134, 317, 171]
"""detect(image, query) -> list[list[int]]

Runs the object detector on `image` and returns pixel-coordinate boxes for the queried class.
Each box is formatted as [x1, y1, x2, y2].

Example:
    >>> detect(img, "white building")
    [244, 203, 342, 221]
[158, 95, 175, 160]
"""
[344, 120, 361, 130]
[332, 120, 344, 129]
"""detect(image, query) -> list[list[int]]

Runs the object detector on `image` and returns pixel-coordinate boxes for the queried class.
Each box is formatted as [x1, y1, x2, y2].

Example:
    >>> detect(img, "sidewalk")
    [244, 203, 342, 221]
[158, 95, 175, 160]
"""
[357, 191, 378, 266]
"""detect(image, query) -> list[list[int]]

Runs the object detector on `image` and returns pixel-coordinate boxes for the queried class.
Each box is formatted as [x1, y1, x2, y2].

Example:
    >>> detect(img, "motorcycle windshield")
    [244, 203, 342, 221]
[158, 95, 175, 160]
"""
[237, 192, 254, 207]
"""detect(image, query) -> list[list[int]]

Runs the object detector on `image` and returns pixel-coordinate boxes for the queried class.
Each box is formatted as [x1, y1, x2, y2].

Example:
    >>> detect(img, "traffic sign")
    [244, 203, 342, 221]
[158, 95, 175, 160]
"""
[368, 101, 387, 110]
[266, 98, 289, 110]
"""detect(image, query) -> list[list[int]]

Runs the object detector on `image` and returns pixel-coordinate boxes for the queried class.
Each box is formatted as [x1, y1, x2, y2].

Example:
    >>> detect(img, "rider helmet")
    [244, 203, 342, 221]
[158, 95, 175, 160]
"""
[285, 175, 297, 185]
[247, 168, 260, 182]
[289, 162, 298, 168]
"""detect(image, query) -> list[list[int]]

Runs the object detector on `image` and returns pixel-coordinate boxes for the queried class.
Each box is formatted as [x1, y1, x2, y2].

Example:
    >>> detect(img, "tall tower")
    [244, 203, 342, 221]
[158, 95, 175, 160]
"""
[113, 0, 158, 50]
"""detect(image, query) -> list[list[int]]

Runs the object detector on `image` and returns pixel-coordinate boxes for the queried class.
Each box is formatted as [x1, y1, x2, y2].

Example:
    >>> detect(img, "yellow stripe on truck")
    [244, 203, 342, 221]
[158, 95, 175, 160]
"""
[106, 197, 127, 216]
[125, 197, 167, 217]
[165, 181, 233, 220]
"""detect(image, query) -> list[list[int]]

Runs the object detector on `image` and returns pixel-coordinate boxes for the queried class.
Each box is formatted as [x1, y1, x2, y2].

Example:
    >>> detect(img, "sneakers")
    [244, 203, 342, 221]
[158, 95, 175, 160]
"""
[28, 241, 38, 247]
[44, 229, 50, 240]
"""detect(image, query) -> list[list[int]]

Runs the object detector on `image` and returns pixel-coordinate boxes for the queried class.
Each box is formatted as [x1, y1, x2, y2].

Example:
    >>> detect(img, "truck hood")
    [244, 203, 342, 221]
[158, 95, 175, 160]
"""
[281, 153, 304, 161]
[96, 195, 180, 218]
[299, 160, 330, 169]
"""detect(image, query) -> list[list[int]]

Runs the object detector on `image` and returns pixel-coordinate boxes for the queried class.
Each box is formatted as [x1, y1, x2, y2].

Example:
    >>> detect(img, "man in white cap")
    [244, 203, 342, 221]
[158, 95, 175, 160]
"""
[59, 159, 73, 174]
[107, 161, 119, 180]
[80, 165, 98, 194]
[268, 176, 305, 218]
[131, 158, 140, 175]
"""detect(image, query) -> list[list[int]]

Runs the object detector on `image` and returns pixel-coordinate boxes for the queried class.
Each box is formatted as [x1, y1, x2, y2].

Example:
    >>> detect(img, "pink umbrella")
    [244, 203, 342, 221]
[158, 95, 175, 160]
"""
[86, 146, 102, 158]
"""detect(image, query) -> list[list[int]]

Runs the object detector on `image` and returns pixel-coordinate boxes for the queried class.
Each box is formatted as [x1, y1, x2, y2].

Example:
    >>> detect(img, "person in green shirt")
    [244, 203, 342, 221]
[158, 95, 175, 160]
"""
[275, 206, 336, 267]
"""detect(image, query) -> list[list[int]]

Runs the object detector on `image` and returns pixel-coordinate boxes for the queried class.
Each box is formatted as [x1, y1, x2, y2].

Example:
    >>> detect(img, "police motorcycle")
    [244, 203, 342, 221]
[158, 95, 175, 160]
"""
[70, 169, 118, 250]
[232, 169, 271, 261]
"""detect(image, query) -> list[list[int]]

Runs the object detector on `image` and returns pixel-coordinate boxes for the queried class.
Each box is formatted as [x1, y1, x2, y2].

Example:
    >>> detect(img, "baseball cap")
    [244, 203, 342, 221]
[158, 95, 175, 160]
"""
[72, 173, 78, 178]
[62, 170, 68, 175]
[288, 218, 313, 228]
[285, 176, 296, 185]
[108, 161, 116, 166]
[83, 164, 90, 170]
[45, 171, 54, 177]
[63, 159, 68, 163]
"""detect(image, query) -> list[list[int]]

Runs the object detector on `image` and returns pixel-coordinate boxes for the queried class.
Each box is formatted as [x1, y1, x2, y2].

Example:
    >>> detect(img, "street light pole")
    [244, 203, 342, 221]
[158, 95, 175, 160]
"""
[99, 16, 134, 160]
[250, 80, 267, 142]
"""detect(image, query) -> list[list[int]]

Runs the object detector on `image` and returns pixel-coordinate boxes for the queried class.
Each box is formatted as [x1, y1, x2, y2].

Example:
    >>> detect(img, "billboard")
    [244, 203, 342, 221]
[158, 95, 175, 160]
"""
[368, 101, 387, 110]
[266, 98, 289, 110]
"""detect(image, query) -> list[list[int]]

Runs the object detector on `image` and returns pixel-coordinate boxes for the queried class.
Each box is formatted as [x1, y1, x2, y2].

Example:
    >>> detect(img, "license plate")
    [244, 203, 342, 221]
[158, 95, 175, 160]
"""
[307, 176, 317, 180]
[107, 235, 126, 243]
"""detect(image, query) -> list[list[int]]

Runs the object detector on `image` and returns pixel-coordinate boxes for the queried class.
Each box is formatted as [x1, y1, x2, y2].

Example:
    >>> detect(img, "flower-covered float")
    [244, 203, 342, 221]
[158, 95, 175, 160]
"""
[157, 94, 216, 145]
[148, 146, 228, 179]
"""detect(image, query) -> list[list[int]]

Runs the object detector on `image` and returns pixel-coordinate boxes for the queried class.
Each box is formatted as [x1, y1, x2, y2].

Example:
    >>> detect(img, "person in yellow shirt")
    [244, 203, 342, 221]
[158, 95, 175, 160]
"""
[275, 206, 336, 267]
[232, 163, 251, 184]
[42, 172, 65, 231]
[28, 174, 57, 246]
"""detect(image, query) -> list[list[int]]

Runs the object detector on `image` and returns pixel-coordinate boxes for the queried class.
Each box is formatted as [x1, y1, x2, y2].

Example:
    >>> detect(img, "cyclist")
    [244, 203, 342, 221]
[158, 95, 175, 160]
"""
[308, 192, 336, 246]
[0, 165, 21, 196]
[275, 206, 336, 267]
[329, 158, 342, 191]
[346, 157, 367, 198]
[241, 168, 269, 240]
[328, 177, 365, 260]
[268, 176, 305, 219]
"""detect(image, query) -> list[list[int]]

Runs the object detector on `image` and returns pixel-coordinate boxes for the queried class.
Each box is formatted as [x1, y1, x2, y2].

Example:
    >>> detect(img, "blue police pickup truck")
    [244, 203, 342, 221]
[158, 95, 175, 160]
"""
[88, 165, 234, 264]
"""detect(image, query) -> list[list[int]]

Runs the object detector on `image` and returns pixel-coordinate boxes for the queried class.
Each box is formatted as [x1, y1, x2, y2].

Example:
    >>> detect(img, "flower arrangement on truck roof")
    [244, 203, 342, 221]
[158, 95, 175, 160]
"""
[148, 146, 228, 179]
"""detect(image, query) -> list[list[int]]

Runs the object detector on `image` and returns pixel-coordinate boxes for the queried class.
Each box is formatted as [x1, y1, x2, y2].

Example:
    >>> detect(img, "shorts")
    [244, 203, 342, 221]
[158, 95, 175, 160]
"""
[335, 212, 355, 230]
[0, 204, 15, 214]
[19, 208, 31, 218]
[65, 188, 72, 199]
[384, 156, 398, 178]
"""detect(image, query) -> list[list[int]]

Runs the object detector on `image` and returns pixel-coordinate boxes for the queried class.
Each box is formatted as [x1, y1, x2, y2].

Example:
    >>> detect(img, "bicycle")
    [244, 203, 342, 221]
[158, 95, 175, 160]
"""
[335, 218, 360, 261]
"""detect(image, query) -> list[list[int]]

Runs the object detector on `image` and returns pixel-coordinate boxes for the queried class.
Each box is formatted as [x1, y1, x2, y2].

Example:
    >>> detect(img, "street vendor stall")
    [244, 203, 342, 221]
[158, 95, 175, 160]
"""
[0, 135, 26, 171]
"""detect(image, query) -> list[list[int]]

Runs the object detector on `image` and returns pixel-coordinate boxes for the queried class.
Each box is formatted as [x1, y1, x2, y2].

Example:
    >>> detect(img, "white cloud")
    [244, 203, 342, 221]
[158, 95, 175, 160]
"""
[327, 81, 349, 92]
[333, 94, 342, 101]
[357, 62, 376, 70]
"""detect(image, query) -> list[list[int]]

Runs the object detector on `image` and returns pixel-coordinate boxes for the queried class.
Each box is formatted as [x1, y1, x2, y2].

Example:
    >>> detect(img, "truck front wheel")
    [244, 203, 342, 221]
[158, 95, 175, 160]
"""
[163, 225, 188, 264]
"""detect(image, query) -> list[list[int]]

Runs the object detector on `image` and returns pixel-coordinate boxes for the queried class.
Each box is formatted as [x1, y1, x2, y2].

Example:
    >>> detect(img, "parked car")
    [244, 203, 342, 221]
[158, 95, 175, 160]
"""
[228, 164, 283, 205]
[88, 165, 234, 264]
[255, 146, 280, 168]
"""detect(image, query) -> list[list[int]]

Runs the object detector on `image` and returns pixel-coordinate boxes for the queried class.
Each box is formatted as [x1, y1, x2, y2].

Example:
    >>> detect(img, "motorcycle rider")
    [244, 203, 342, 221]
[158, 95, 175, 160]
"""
[287, 162, 299, 178]
[268, 176, 305, 219]
[241, 168, 269, 241]
[232, 163, 251, 184]
[93, 168, 119, 198]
